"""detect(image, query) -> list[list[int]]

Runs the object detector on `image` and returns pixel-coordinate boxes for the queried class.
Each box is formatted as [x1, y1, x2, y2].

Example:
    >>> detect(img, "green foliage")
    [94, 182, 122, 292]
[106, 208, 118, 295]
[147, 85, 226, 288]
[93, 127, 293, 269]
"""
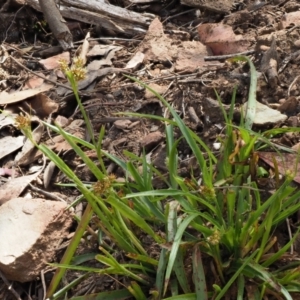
[19, 59, 300, 299]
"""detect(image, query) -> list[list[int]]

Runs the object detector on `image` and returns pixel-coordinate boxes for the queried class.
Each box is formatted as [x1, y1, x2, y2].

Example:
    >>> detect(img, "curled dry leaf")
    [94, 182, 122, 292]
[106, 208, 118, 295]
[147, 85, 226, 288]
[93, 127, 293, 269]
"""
[29, 93, 59, 118]
[0, 171, 43, 205]
[0, 112, 18, 128]
[44, 161, 56, 189]
[0, 136, 25, 160]
[0, 84, 53, 105]
[260, 36, 278, 88]
[87, 44, 123, 57]
[197, 23, 253, 55]
[2, 93, 58, 120]
[77, 31, 90, 65]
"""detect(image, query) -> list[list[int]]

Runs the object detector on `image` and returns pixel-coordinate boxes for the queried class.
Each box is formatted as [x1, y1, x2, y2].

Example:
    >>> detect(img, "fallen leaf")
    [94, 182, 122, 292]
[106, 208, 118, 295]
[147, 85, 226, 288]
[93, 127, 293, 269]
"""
[39, 52, 70, 70]
[0, 136, 25, 160]
[44, 161, 56, 189]
[0, 112, 18, 128]
[197, 23, 253, 55]
[24, 73, 45, 89]
[138, 18, 214, 73]
[260, 36, 278, 88]
[258, 152, 300, 184]
[87, 45, 122, 57]
[78, 31, 90, 65]
[0, 84, 53, 105]
[125, 51, 144, 69]
[0, 168, 14, 176]
[0, 171, 42, 204]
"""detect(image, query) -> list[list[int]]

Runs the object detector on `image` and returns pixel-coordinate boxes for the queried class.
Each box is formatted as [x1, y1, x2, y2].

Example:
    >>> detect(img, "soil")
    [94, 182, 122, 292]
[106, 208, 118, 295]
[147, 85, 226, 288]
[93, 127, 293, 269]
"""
[1, 0, 300, 299]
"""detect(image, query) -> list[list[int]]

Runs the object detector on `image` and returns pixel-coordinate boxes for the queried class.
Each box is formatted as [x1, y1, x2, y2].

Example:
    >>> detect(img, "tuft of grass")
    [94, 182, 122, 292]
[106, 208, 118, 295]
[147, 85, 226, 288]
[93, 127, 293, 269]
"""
[15, 57, 300, 299]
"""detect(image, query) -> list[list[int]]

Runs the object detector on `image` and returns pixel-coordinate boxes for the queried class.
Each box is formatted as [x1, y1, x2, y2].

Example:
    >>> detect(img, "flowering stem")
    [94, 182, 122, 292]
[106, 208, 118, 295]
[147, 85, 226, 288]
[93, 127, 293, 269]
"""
[67, 72, 95, 146]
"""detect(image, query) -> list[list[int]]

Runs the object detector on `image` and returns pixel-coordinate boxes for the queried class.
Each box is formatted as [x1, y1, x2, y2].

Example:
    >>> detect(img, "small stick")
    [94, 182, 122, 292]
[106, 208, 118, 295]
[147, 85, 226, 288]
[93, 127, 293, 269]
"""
[204, 50, 256, 61]
[29, 183, 67, 203]
[0, 270, 22, 300]
[9, 55, 73, 91]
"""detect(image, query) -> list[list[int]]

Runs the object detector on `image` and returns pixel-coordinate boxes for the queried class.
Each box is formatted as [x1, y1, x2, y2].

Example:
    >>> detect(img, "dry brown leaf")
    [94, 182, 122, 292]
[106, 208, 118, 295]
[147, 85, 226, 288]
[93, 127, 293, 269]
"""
[0, 112, 18, 128]
[139, 18, 213, 73]
[24, 73, 45, 89]
[0, 136, 25, 160]
[258, 152, 300, 184]
[197, 23, 253, 55]
[30, 93, 59, 118]
[2, 93, 58, 120]
[87, 45, 122, 57]
[0, 84, 53, 105]
[44, 161, 56, 189]
[125, 51, 144, 69]
[0, 171, 42, 205]
[39, 52, 70, 70]
[77, 31, 90, 65]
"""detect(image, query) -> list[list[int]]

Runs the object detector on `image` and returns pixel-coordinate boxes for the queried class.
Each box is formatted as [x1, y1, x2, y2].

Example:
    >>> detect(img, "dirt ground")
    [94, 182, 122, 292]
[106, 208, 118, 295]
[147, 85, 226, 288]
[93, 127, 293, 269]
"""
[1, 0, 300, 298]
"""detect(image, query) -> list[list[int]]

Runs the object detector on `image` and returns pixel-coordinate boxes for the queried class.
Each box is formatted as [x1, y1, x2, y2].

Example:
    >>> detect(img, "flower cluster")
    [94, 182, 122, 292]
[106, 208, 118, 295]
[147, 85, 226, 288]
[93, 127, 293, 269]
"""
[93, 174, 116, 196]
[200, 185, 216, 201]
[207, 229, 221, 246]
[59, 57, 86, 82]
[15, 113, 31, 130]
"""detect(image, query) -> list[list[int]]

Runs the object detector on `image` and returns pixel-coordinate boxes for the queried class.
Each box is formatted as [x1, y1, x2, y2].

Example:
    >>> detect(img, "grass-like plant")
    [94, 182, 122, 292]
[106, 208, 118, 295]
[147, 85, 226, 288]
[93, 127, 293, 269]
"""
[15, 56, 300, 299]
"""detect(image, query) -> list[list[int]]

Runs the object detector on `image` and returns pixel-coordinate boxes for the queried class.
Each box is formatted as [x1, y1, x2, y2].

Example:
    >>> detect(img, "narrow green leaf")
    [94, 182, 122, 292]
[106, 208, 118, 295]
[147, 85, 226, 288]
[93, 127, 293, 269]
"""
[173, 247, 191, 294]
[108, 195, 163, 244]
[230, 56, 257, 130]
[164, 214, 198, 296]
[247, 262, 293, 300]
[163, 294, 196, 300]
[237, 274, 245, 300]
[156, 248, 168, 299]
[128, 281, 147, 300]
[215, 250, 258, 300]
[69, 288, 132, 300]
[193, 245, 208, 300]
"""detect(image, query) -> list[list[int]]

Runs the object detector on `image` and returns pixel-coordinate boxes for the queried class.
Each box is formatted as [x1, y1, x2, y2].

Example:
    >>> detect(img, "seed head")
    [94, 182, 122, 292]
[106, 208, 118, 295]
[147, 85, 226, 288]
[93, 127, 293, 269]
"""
[15, 114, 31, 130]
[207, 229, 221, 246]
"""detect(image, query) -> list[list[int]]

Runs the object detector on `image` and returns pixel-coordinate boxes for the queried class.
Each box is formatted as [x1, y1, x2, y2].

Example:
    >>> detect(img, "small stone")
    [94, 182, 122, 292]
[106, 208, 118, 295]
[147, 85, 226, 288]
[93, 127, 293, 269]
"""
[145, 83, 168, 99]
[278, 97, 298, 114]
[0, 198, 73, 282]
[140, 131, 164, 150]
[294, 40, 300, 48]
[242, 101, 287, 125]
[114, 119, 132, 130]
[287, 116, 299, 127]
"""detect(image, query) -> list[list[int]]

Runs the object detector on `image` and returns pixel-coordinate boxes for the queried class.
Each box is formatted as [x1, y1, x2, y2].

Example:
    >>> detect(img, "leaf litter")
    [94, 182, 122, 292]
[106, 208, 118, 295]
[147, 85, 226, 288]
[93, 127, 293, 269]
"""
[2, 0, 300, 298]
